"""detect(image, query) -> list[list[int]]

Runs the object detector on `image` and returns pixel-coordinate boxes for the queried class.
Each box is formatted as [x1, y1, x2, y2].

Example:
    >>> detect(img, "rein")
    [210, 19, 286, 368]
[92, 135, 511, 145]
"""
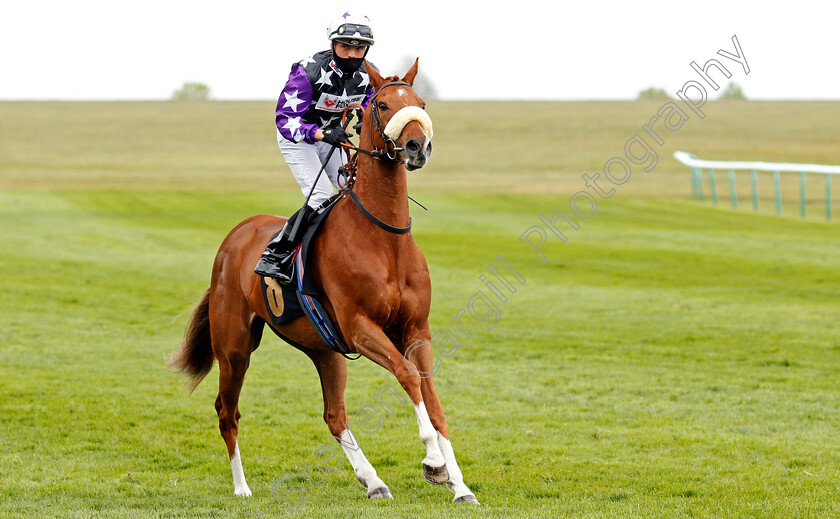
[337, 155, 413, 234]
[345, 190, 412, 234]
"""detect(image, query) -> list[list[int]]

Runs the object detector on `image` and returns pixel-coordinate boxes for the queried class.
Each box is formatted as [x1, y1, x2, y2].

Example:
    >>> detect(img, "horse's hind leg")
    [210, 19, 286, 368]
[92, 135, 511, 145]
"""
[211, 294, 260, 496]
[305, 348, 392, 499]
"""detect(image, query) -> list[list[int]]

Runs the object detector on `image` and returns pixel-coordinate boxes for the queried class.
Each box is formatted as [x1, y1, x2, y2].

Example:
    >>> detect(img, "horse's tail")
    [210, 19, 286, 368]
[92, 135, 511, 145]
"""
[170, 288, 214, 393]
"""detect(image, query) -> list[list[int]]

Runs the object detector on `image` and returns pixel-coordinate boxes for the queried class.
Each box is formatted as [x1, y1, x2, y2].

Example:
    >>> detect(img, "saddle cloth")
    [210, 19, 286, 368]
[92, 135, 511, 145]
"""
[259, 196, 354, 356]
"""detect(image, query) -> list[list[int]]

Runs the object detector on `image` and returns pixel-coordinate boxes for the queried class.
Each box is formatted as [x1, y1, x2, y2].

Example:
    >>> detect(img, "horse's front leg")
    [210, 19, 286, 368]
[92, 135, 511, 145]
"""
[424, 385, 479, 503]
[343, 319, 449, 485]
[305, 348, 392, 499]
[413, 398, 449, 484]
[407, 337, 480, 504]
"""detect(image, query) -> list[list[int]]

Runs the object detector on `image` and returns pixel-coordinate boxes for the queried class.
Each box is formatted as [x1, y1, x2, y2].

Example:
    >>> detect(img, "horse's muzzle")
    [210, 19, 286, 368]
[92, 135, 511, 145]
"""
[404, 137, 432, 171]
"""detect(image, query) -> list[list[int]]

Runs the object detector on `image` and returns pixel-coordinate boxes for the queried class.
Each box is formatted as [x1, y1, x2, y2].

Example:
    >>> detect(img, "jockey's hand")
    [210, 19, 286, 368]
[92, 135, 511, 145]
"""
[352, 109, 364, 136]
[321, 127, 351, 147]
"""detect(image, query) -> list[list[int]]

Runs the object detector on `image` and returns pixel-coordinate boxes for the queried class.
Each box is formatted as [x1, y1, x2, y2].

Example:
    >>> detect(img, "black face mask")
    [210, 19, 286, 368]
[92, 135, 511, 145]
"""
[332, 43, 368, 75]
[333, 54, 364, 75]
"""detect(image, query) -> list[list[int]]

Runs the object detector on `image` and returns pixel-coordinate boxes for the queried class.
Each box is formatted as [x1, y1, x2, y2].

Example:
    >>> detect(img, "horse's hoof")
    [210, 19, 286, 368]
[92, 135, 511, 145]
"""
[367, 486, 393, 499]
[454, 494, 480, 504]
[233, 487, 253, 497]
[422, 463, 450, 485]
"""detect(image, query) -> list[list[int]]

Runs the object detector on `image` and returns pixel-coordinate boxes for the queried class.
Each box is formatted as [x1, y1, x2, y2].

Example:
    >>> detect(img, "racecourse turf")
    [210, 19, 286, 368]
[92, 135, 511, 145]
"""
[0, 101, 838, 518]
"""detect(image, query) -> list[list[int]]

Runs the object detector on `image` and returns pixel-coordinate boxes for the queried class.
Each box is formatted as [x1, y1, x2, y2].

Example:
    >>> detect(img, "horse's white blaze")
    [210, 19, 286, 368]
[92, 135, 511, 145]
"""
[414, 402, 445, 467]
[437, 432, 478, 502]
[339, 428, 387, 491]
[230, 442, 252, 496]
[383, 106, 433, 140]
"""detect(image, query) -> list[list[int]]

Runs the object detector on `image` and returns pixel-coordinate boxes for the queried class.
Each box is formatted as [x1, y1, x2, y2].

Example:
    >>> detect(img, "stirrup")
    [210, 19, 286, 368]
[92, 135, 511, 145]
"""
[255, 253, 295, 284]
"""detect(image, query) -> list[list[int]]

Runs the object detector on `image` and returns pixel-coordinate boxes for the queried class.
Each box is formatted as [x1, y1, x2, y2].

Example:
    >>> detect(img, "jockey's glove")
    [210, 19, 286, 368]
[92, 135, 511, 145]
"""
[353, 109, 364, 136]
[321, 127, 351, 147]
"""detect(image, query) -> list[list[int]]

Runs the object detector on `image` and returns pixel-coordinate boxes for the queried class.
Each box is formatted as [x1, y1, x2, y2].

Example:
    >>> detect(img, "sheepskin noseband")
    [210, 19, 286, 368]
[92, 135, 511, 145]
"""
[383, 106, 434, 141]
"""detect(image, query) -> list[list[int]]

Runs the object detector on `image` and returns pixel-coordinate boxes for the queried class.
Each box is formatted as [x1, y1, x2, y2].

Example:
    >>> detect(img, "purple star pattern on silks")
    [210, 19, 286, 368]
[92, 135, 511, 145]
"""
[343, 12, 351, 18]
[275, 51, 377, 144]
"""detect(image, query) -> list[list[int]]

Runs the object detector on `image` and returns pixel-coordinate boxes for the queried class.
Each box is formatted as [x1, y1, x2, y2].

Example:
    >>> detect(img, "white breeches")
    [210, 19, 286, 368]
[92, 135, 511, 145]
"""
[277, 130, 346, 209]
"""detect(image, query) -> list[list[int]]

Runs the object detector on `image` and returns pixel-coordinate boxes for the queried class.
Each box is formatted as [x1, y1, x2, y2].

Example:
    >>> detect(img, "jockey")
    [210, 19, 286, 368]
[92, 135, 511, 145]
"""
[255, 13, 376, 283]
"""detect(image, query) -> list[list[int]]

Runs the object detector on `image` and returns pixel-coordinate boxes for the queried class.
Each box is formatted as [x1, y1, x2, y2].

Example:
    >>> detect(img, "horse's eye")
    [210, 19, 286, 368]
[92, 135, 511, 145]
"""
[422, 103, 426, 110]
[378, 101, 388, 111]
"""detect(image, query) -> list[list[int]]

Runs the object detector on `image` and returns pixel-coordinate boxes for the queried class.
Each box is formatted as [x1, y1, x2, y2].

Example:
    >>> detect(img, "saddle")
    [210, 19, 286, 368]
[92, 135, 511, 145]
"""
[259, 195, 356, 357]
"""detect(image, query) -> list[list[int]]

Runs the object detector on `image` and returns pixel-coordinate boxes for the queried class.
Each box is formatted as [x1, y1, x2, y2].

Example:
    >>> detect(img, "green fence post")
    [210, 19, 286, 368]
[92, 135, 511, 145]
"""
[773, 170, 782, 215]
[750, 169, 759, 212]
[708, 168, 718, 205]
[690, 167, 698, 199]
[827, 174, 832, 222]
[799, 172, 806, 218]
[696, 168, 704, 201]
[728, 169, 738, 209]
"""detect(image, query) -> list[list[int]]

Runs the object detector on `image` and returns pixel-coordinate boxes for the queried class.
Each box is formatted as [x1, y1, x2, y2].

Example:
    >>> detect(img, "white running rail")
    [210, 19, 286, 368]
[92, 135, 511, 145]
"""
[673, 151, 838, 220]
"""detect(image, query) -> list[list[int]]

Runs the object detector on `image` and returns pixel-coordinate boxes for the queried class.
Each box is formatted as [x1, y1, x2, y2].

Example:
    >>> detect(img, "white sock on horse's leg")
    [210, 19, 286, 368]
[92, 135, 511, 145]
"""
[338, 428, 389, 494]
[437, 432, 478, 502]
[414, 402, 445, 467]
[231, 442, 252, 496]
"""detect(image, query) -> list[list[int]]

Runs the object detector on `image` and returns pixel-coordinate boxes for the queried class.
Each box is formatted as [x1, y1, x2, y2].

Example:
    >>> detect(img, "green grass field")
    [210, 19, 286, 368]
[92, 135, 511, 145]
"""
[1, 101, 839, 518]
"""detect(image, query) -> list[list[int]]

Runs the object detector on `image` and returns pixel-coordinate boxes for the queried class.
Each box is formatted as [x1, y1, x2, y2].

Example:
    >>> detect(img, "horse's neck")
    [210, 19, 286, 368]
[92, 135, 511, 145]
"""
[352, 154, 410, 230]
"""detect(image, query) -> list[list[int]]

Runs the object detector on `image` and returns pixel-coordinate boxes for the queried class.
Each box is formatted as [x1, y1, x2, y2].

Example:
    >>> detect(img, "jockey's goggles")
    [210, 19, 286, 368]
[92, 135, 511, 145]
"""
[333, 23, 373, 41]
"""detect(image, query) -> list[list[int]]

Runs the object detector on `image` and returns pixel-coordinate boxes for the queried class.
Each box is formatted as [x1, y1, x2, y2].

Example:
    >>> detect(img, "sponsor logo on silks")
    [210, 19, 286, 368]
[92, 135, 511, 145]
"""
[315, 93, 366, 113]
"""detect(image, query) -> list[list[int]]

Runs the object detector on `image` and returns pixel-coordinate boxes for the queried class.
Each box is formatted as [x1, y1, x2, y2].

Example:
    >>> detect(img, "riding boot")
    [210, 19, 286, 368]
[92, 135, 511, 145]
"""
[254, 205, 315, 284]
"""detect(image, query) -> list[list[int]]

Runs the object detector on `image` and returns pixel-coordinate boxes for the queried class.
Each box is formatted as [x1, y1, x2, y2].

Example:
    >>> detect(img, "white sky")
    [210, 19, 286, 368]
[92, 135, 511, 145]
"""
[1, 0, 838, 101]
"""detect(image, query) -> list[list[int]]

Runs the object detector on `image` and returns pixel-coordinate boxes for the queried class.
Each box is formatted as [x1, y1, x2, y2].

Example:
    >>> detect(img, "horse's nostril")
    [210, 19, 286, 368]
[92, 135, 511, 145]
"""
[405, 140, 420, 154]
[426, 141, 432, 156]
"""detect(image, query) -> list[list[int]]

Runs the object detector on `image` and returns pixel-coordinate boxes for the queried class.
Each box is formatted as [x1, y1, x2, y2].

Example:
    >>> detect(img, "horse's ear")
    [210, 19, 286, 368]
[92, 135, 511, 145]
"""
[401, 58, 419, 86]
[365, 60, 384, 90]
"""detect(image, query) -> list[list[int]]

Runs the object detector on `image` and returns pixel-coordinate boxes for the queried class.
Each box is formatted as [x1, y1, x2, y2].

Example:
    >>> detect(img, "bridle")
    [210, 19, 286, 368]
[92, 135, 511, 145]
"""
[342, 80, 413, 161]
[337, 80, 421, 234]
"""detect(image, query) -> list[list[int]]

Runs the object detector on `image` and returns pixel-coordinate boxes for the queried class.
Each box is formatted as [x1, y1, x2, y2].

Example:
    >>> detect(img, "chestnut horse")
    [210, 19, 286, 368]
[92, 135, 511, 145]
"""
[170, 60, 478, 504]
